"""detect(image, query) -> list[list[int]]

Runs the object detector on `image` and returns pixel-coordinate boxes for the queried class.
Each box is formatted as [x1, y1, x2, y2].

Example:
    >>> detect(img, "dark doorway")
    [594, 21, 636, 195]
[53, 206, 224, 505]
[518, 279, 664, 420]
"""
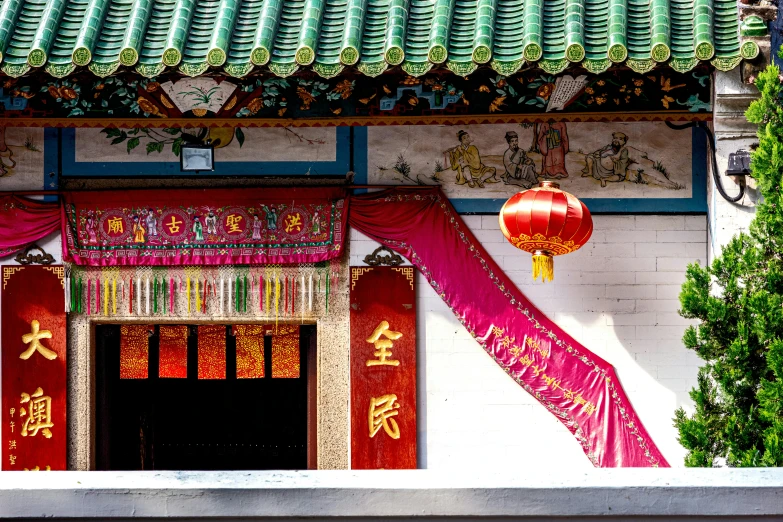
[95, 324, 314, 471]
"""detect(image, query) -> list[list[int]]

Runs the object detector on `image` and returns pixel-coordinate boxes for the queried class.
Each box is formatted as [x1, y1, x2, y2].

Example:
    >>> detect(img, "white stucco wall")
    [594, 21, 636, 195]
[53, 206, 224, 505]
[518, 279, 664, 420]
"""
[4, 231, 62, 265]
[710, 69, 760, 259]
[350, 214, 707, 469]
[3, 468, 783, 520]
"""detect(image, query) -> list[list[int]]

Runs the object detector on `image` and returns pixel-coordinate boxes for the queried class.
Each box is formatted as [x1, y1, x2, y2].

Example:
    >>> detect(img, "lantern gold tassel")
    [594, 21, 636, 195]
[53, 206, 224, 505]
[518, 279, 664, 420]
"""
[532, 251, 554, 282]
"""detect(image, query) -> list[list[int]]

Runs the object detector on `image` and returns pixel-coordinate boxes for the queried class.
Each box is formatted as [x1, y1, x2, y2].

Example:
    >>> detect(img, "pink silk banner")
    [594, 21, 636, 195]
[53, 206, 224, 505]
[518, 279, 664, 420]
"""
[0, 196, 61, 258]
[349, 188, 668, 467]
[62, 188, 348, 266]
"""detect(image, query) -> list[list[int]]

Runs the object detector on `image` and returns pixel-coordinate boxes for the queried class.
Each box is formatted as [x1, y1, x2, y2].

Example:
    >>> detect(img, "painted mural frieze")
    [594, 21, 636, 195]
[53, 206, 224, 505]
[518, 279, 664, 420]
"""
[0, 126, 53, 190]
[0, 68, 711, 126]
[360, 121, 706, 213]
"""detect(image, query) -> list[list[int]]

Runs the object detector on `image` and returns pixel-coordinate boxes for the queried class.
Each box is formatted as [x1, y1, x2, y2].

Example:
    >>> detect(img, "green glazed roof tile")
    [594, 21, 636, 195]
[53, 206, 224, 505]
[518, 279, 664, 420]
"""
[0, 0, 755, 78]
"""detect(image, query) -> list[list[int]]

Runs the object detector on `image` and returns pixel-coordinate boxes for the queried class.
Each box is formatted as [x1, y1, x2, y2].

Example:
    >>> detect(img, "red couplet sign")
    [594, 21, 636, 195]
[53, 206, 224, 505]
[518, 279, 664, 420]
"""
[2, 266, 67, 471]
[350, 266, 417, 469]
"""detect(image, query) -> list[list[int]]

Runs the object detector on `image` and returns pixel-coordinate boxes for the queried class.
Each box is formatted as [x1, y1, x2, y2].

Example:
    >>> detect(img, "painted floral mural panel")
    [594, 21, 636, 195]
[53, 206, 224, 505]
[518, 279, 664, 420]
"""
[74, 126, 337, 163]
[367, 122, 694, 200]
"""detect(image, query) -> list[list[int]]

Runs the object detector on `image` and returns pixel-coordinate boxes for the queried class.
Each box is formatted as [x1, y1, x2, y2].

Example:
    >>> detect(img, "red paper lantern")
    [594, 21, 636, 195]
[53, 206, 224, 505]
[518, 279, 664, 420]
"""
[499, 181, 593, 282]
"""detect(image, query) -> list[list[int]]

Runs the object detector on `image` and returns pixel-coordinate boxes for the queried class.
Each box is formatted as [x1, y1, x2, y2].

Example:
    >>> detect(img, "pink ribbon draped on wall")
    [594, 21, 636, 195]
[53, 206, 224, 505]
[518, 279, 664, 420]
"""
[349, 187, 668, 468]
[0, 188, 668, 466]
[0, 195, 61, 257]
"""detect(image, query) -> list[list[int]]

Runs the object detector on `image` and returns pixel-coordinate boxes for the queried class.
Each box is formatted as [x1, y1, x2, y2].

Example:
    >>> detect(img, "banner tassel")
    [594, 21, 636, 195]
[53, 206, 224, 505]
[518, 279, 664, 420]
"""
[63, 267, 70, 313]
[266, 271, 271, 313]
[103, 278, 109, 316]
[532, 252, 555, 283]
[220, 277, 224, 315]
[308, 273, 313, 313]
[275, 272, 280, 329]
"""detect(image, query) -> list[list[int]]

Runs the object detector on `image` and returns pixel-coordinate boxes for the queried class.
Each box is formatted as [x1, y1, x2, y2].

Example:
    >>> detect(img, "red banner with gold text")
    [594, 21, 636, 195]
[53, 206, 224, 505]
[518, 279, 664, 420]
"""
[62, 188, 348, 266]
[2, 266, 67, 471]
[350, 266, 416, 469]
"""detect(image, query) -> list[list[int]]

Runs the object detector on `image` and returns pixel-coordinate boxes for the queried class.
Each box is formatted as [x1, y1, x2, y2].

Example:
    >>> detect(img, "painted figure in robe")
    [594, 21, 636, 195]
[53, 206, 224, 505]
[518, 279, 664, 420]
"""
[252, 215, 263, 240]
[502, 131, 538, 188]
[145, 209, 158, 237]
[205, 210, 218, 235]
[445, 130, 499, 188]
[132, 216, 145, 243]
[537, 121, 570, 179]
[192, 216, 204, 242]
[582, 132, 630, 187]
[85, 213, 98, 244]
[262, 205, 278, 230]
[312, 211, 321, 236]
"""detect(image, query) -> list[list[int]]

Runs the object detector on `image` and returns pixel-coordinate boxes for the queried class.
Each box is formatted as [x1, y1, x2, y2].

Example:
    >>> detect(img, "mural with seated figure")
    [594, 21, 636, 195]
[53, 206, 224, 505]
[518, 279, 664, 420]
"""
[364, 121, 704, 213]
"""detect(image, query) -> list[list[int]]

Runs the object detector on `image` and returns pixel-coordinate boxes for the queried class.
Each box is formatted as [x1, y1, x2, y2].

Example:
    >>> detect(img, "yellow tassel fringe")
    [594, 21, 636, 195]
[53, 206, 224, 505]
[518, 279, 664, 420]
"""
[532, 254, 554, 283]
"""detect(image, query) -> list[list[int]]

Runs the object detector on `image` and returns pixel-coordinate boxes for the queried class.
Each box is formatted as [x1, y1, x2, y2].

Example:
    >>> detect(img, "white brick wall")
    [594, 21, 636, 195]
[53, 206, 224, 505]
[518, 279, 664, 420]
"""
[350, 214, 707, 469]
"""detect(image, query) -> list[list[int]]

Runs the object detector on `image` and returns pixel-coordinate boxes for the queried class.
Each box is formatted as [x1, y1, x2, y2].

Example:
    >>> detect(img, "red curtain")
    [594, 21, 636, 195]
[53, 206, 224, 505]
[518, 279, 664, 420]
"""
[349, 187, 669, 468]
[198, 325, 226, 380]
[235, 325, 266, 379]
[120, 325, 150, 379]
[271, 325, 300, 378]
[159, 325, 188, 378]
[0, 196, 60, 257]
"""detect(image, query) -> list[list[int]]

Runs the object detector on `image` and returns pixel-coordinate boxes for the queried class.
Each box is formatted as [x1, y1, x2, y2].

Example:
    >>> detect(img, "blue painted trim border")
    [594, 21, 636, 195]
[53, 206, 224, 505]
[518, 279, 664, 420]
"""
[41, 128, 59, 201]
[352, 126, 368, 194]
[61, 127, 351, 177]
[352, 127, 707, 214]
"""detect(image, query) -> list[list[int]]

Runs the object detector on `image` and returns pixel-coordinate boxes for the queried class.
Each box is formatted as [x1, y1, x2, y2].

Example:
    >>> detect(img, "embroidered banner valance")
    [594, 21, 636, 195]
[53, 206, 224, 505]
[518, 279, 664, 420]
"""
[62, 188, 348, 266]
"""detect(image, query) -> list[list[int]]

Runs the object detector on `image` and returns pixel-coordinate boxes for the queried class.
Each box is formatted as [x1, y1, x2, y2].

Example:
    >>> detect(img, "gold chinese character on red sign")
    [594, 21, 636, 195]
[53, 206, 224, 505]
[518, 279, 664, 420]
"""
[284, 213, 303, 233]
[366, 320, 402, 367]
[166, 216, 182, 234]
[107, 217, 124, 235]
[20, 320, 57, 361]
[226, 214, 243, 233]
[369, 394, 401, 439]
[20, 387, 53, 438]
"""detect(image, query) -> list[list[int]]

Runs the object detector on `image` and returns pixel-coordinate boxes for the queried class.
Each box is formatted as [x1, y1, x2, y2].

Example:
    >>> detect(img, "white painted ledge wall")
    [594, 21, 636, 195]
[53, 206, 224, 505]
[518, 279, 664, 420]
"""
[0, 470, 782, 519]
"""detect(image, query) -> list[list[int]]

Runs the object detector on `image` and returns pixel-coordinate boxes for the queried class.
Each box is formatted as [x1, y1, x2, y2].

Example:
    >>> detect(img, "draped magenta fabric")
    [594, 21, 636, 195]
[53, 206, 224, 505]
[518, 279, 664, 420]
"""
[0, 195, 61, 258]
[349, 188, 668, 467]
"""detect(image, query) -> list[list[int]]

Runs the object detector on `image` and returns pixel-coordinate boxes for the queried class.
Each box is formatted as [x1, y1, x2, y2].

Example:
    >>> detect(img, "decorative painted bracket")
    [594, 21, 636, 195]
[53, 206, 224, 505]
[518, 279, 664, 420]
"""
[0, 88, 28, 111]
[380, 84, 460, 111]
